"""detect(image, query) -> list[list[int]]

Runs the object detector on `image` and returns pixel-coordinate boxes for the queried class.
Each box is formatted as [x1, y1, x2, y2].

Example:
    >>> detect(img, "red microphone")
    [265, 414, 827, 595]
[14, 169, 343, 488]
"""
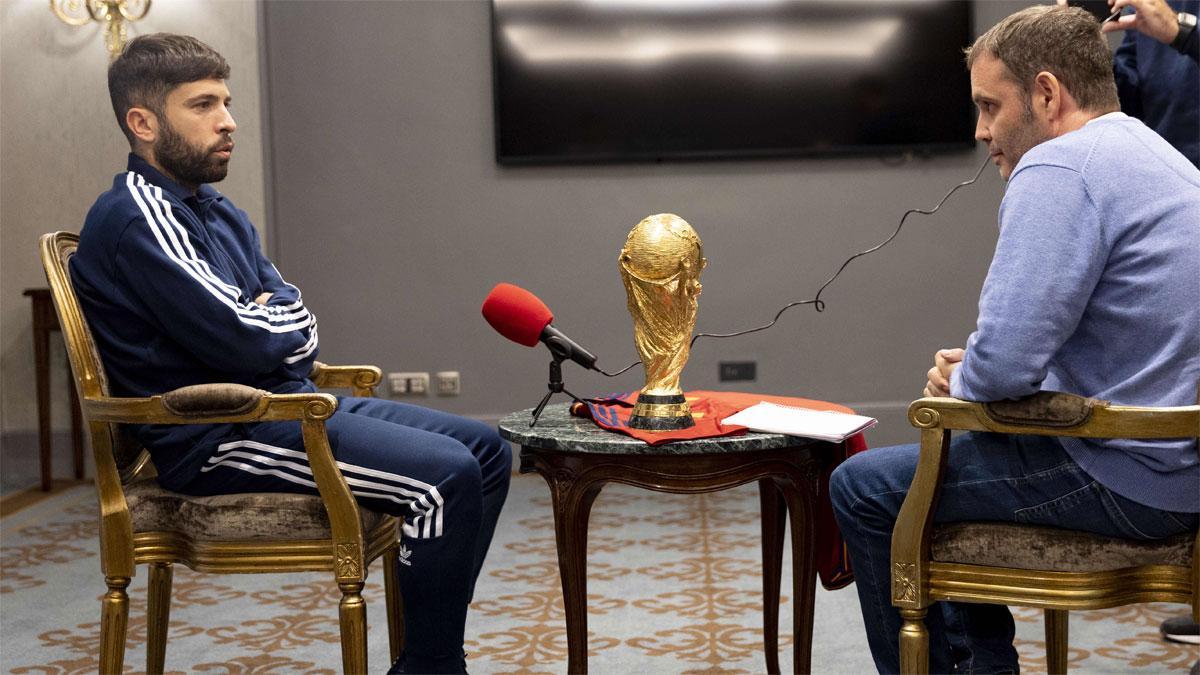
[481, 283, 553, 347]
[482, 283, 598, 369]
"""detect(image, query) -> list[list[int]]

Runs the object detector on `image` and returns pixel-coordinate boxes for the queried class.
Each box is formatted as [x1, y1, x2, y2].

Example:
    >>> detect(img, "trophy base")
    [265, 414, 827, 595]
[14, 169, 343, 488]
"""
[629, 392, 695, 431]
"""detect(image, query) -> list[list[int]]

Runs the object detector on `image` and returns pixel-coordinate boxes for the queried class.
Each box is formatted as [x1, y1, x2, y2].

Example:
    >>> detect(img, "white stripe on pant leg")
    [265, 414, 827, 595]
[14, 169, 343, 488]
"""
[207, 440, 444, 538]
[204, 454, 440, 529]
[201, 455, 410, 505]
[204, 449, 436, 521]
[213, 440, 439, 494]
[210, 439, 447, 535]
[206, 448, 433, 505]
[202, 450, 413, 503]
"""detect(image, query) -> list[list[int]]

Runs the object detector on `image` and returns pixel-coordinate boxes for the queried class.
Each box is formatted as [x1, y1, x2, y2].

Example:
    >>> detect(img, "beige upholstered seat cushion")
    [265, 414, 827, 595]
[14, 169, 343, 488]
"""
[932, 522, 1194, 573]
[125, 480, 391, 540]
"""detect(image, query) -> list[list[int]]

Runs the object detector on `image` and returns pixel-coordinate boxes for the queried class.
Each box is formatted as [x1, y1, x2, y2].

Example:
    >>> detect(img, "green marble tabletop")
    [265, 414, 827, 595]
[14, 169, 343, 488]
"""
[498, 403, 821, 455]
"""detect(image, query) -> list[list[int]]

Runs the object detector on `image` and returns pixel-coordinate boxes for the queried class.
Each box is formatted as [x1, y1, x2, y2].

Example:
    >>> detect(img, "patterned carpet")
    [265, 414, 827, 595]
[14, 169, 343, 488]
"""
[1, 474, 1196, 673]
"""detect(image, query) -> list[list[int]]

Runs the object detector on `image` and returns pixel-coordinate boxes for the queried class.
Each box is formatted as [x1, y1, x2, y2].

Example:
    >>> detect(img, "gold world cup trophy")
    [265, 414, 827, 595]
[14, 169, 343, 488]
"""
[619, 214, 707, 430]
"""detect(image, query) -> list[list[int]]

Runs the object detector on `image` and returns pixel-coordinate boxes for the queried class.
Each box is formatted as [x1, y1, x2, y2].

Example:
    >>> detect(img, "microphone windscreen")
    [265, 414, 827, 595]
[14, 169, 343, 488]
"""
[481, 283, 554, 347]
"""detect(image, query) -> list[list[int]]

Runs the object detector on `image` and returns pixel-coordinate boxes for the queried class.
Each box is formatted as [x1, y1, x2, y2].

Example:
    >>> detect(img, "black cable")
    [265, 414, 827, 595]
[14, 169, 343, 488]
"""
[596, 154, 992, 378]
[596, 360, 640, 377]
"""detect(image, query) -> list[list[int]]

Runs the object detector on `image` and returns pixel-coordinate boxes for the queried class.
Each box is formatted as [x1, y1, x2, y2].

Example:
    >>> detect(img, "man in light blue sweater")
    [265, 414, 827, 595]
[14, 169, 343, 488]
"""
[829, 6, 1199, 673]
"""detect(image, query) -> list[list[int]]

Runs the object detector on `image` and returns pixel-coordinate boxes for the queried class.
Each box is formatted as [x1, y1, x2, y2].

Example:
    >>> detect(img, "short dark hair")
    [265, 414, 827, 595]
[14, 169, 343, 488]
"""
[965, 5, 1119, 113]
[107, 33, 230, 144]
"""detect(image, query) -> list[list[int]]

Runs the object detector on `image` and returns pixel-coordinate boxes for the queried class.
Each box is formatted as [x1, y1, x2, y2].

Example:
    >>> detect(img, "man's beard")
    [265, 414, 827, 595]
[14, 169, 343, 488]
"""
[155, 119, 231, 188]
[1002, 100, 1052, 179]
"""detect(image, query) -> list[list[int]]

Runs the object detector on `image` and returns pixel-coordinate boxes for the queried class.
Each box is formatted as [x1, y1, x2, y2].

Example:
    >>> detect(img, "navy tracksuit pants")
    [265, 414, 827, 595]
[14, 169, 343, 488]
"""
[178, 396, 512, 671]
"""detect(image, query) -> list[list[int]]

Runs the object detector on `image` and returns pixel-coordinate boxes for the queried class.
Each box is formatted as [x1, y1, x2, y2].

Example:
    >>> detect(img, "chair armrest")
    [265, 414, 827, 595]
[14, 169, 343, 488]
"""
[161, 383, 268, 417]
[983, 390, 1104, 427]
[84, 387, 339, 425]
[85, 386, 366, 551]
[309, 361, 382, 397]
[908, 394, 1197, 439]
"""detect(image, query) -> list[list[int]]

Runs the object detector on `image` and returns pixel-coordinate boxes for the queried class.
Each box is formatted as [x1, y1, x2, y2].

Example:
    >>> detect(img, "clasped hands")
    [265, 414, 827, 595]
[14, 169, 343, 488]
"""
[924, 348, 964, 398]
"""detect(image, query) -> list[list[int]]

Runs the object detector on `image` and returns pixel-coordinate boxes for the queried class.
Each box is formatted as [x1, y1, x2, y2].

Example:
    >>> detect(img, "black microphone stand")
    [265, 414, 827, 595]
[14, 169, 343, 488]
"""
[530, 353, 586, 427]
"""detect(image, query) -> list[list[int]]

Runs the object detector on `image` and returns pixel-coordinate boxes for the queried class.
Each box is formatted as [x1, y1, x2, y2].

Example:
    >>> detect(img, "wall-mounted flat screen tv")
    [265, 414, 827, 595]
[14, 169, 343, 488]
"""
[492, 0, 975, 164]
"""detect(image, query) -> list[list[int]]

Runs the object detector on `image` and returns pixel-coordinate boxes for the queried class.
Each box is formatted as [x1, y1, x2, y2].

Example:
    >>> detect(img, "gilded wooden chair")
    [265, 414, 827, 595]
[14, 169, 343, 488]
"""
[891, 391, 1199, 674]
[40, 231, 404, 674]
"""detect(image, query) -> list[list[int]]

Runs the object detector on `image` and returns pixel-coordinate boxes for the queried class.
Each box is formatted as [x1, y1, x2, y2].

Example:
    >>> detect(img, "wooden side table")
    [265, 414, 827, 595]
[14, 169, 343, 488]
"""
[23, 288, 84, 491]
[499, 404, 836, 674]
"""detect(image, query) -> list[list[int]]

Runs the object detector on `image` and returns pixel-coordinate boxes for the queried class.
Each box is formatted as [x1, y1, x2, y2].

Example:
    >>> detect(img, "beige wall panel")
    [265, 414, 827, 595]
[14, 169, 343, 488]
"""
[1, 0, 265, 445]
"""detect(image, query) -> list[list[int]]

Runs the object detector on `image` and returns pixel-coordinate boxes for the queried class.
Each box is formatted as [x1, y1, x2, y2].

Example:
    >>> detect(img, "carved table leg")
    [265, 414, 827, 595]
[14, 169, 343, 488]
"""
[779, 475, 817, 675]
[538, 458, 603, 675]
[759, 478, 786, 675]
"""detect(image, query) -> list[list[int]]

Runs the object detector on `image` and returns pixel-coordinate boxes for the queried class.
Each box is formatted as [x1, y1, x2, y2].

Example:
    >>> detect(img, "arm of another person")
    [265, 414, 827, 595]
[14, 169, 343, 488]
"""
[1055, 1, 1143, 120]
[949, 164, 1107, 401]
[1105, 0, 1200, 62]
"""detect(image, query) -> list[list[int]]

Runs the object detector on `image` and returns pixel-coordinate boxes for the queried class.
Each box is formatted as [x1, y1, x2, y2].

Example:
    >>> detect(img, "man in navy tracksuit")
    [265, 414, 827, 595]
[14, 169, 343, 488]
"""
[72, 33, 509, 674]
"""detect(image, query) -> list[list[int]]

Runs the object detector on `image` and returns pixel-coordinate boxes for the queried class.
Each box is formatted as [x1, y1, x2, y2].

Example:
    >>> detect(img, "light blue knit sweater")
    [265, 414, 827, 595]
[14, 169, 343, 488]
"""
[951, 113, 1200, 513]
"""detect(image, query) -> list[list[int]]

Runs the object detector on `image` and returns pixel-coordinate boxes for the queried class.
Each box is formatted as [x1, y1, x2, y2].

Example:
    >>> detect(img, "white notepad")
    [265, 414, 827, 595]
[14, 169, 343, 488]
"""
[721, 401, 877, 442]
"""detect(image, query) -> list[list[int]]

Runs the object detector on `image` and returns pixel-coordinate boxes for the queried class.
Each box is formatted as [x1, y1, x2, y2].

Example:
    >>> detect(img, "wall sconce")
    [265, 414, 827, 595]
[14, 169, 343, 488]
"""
[51, 0, 152, 60]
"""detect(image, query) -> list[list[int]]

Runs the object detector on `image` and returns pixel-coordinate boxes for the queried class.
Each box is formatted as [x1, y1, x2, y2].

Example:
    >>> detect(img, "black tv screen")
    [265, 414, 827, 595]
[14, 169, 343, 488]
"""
[492, 0, 975, 164]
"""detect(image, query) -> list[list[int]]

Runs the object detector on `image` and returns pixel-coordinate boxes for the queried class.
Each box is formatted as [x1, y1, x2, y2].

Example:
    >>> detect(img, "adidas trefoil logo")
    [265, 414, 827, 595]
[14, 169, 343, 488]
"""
[397, 544, 413, 567]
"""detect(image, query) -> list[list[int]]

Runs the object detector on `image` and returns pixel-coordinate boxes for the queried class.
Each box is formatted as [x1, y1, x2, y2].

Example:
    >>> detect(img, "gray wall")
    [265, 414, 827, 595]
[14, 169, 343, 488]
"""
[262, 0, 1026, 445]
[0, 0, 267, 482]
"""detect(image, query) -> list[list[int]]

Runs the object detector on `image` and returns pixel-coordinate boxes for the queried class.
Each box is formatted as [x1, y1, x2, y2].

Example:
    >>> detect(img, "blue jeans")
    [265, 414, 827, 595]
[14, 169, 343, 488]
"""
[829, 432, 1198, 674]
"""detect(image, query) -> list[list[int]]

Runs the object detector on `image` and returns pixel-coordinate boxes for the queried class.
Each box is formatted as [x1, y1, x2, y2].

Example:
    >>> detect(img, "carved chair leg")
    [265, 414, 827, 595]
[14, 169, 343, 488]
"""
[146, 562, 174, 674]
[899, 608, 930, 675]
[384, 542, 405, 662]
[100, 575, 131, 674]
[1044, 608, 1069, 675]
[1192, 558, 1199, 623]
[339, 581, 368, 674]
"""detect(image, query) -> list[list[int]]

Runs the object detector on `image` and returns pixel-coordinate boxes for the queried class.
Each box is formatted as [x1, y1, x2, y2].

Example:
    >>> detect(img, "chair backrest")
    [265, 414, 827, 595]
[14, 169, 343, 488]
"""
[39, 231, 146, 478]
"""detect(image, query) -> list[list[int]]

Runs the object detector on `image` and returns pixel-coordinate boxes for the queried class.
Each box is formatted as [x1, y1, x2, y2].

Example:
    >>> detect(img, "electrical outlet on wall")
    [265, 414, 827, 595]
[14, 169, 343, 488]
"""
[389, 372, 429, 396]
[408, 373, 429, 395]
[435, 371, 461, 396]
[719, 361, 757, 382]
